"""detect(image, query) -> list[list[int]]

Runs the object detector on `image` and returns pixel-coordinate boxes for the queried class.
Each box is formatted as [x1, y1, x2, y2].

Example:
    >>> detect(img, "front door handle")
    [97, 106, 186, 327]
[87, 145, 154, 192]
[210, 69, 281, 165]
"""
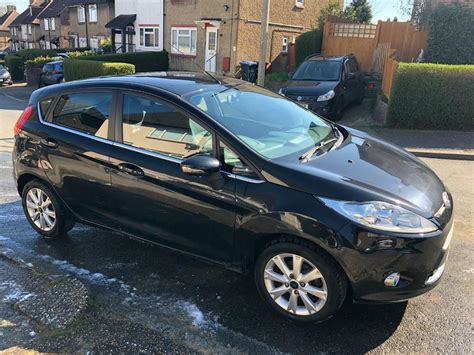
[117, 163, 144, 177]
[40, 137, 58, 149]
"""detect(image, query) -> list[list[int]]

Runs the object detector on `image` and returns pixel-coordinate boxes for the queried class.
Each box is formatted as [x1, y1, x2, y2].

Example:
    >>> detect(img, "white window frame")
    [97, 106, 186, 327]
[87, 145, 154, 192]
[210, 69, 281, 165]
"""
[139, 26, 160, 48]
[282, 36, 289, 53]
[78, 6, 86, 23]
[44, 18, 49, 31]
[171, 26, 197, 56]
[51, 17, 55, 30]
[27, 24, 32, 35]
[88, 4, 97, 23]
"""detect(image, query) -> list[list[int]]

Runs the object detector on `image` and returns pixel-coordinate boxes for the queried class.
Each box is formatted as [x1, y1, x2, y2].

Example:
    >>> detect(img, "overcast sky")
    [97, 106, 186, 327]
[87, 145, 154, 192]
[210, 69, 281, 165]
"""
[7, 0, 411, 23]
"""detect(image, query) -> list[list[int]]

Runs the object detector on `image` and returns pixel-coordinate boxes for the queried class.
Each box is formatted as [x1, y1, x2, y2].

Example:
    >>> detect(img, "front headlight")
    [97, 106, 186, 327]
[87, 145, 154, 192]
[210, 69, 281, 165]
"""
[317, 90, 335, 102]
[320, 198, 438, 234]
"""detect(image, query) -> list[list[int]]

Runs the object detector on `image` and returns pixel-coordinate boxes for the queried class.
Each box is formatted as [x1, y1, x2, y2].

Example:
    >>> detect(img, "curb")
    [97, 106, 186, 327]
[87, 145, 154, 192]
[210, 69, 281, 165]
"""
[407, 149, 474, 161]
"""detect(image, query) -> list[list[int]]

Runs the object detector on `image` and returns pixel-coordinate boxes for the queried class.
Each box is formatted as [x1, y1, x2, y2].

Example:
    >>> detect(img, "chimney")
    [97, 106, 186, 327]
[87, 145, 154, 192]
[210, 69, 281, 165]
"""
[6, 5, 16, 13]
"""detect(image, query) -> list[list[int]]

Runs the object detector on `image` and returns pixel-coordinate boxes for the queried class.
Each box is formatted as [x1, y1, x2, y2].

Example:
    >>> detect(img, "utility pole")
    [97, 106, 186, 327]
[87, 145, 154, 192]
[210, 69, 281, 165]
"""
[257, 0, 270, 86]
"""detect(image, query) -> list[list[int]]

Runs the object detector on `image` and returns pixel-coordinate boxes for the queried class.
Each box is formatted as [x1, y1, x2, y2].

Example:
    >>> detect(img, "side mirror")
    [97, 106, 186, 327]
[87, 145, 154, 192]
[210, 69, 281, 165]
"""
[345, 72, 356, 80]
[181, 154, 221, 176]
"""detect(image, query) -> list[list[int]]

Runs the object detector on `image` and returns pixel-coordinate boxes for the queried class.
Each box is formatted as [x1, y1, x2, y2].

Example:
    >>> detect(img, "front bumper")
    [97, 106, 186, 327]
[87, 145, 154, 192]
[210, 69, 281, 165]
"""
[335, 210, 454, 304]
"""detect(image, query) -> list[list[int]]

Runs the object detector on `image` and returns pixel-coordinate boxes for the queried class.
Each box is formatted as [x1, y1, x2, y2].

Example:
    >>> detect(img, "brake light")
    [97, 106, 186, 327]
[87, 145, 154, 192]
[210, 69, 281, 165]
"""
[14, 105, 33, 136]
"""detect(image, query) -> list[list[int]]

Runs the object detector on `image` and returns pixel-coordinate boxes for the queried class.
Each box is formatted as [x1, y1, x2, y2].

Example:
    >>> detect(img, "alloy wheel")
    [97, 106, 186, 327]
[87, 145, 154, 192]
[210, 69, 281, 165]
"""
[26, 187, 56, 232]
[263, 253, 328, 316]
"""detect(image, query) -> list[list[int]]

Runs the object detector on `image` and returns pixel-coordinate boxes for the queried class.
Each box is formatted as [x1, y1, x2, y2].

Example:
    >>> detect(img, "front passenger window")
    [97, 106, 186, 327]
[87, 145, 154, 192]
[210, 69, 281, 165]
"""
[121, 94, 213, 159]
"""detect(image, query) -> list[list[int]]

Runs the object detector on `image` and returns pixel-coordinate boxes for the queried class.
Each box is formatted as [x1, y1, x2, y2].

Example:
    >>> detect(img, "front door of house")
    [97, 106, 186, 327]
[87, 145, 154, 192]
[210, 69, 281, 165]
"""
[205, 27, 218, 73]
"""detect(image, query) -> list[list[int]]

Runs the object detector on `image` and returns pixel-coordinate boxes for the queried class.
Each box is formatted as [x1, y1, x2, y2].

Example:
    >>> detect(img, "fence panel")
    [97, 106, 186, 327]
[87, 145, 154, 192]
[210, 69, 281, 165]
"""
[382, 58, 399, 98]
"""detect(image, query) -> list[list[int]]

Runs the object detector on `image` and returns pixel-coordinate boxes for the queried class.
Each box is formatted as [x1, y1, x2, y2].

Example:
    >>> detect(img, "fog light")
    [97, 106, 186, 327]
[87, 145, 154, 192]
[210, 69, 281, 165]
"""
[384, 272, 400, 287]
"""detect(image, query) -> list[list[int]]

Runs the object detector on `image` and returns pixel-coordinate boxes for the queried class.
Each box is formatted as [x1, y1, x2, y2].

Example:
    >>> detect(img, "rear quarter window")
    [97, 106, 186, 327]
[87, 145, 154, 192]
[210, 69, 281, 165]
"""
[39, 97, 54, 118]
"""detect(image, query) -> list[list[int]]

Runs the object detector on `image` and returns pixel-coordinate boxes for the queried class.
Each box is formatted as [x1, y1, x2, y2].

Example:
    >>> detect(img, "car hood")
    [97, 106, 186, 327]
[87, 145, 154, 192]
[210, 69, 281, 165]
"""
[262, 127, 445, 218]
[281, 80, 337, 97]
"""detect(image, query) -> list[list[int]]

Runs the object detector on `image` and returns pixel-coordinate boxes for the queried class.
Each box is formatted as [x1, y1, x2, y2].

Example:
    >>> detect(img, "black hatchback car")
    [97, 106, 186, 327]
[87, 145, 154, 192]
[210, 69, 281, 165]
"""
[13, 72, 453, 323]
[38, 60, 64, 87]
[279, 54, 365, 120]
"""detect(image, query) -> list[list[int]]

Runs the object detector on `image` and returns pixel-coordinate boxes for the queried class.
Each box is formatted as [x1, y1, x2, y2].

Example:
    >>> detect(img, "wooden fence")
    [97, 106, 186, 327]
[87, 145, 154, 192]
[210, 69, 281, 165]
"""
[382, 58, 399, 98]
[322, 20, 427, 73]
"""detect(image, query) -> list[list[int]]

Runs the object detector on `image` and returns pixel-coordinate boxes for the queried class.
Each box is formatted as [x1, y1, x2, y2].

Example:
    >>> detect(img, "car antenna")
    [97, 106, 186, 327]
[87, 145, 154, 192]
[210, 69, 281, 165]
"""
[168, 41, 221, 84]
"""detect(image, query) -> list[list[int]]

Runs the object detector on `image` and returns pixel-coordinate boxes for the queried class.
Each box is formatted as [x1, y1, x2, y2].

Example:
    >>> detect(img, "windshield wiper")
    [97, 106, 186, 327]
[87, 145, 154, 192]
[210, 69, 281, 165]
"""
[299, 137, 338, 162]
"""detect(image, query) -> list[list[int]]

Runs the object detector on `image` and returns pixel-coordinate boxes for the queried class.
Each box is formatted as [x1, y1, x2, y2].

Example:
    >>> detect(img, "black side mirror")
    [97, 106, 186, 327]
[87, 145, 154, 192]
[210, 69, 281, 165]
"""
[345, 72, 356, 80]
[181, 154, 221, 176]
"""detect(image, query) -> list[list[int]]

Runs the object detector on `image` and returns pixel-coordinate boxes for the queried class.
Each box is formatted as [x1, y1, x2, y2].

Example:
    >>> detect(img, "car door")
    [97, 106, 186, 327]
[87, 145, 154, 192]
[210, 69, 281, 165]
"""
[39, 89, 117, 226]
[107, 91, 238, 263]
[342, 59, 357, 104]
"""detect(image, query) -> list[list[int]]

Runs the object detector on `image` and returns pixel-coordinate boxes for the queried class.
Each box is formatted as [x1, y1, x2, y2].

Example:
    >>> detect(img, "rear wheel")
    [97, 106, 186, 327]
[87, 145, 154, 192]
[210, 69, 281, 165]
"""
[255, 240, 347, 323]
[22, 180, 75, 239]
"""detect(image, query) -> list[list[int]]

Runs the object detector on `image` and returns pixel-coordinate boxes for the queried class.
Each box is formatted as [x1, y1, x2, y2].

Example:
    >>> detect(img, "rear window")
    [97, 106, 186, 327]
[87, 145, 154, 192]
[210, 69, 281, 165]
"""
[44, 64, 54, 71]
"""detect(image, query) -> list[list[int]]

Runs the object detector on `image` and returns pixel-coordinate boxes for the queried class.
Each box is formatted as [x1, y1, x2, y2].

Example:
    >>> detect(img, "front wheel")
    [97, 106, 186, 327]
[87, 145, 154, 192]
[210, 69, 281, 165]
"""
[255, 240, 347, 323]
[22, 180, 75, 239]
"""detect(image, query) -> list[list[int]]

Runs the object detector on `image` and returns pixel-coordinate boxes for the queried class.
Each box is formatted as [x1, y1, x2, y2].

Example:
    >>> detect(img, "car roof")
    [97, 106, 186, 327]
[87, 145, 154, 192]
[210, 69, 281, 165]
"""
[32, 71, 247, 100]
[305, 54, 352, 62]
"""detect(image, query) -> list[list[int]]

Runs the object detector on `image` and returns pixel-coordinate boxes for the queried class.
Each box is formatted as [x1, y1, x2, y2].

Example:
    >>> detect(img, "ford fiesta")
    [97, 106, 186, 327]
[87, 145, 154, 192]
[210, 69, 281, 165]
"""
[12, 72, 453, 323]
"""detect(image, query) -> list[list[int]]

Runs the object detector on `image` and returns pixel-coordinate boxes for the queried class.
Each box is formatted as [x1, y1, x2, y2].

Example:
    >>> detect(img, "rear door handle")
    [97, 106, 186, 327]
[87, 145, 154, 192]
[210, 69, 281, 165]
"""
[40, 137, 58, 149]
[117, 163, 144, 177]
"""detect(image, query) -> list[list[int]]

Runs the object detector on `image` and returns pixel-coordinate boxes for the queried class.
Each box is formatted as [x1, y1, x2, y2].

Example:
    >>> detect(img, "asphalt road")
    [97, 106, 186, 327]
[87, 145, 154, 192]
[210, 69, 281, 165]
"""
[0, 89, 473, 353]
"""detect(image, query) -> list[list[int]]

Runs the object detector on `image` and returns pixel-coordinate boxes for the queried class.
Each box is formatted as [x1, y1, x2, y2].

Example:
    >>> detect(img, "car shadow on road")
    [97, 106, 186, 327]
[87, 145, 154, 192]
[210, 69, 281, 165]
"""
[13, 221, 408, 355]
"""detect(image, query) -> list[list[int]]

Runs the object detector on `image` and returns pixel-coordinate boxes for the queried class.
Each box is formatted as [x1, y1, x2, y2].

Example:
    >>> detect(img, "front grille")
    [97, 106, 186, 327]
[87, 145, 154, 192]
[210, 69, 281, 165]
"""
[287, 95, 316, 102]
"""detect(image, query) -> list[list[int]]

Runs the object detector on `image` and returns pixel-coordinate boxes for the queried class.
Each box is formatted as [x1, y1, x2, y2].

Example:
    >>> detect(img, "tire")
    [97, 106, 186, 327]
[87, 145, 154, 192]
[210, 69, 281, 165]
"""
[21, 180, 75, 239]
[255, 238, 347, 323]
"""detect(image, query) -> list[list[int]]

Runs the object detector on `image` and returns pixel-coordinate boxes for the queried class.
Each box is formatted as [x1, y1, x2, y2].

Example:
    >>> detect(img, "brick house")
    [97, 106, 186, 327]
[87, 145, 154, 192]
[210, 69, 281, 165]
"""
[9, 1, 45, 50]
[36, 0, 114, 50]
[0, 5, 19, 51]
[164, 0, 333, 75]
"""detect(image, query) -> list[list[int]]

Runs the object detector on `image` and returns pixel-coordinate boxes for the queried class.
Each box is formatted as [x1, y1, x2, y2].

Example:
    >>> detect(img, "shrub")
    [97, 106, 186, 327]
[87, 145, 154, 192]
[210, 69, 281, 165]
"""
[295, 29, 323, 67]
[15, 47, 91, 62]
[66, 50, 96, 58]
[387, 63, 474, 130]
[25, 56, 56, 69]
[425, 4, 474, 64]
[5, 55, 23, 80]
[64, 59, 135, 81]
[80, 51, 169, 72]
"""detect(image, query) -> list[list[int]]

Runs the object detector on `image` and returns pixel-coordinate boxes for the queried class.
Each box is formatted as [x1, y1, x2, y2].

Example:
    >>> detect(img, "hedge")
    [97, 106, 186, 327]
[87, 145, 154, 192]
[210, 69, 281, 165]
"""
[295, 29, 323, 67]
[64, 59, 135, 81]
[425, 4, 474, 65]
[15, 47, 91, 62]
[5, 55, 23, 80]
[80, 51, 169, 72]
[25, 56, 57, 69]
[387, 63, 474, 130]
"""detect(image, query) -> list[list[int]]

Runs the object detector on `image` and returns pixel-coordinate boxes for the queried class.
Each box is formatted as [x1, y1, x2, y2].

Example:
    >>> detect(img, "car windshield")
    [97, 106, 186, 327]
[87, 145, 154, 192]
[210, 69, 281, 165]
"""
[183, 84, 334, 159]
[292, 60, 341, 81]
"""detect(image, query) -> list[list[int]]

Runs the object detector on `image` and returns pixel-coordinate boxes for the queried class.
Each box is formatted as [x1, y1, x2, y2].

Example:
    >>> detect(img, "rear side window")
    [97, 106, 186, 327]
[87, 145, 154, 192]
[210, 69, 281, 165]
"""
[51, 92, 112, 139]
[39, 97, 54, 117]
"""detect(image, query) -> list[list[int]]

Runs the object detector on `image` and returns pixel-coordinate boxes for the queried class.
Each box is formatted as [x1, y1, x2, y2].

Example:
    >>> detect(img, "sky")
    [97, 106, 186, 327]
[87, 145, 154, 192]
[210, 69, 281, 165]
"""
[6, 0, 412, 23]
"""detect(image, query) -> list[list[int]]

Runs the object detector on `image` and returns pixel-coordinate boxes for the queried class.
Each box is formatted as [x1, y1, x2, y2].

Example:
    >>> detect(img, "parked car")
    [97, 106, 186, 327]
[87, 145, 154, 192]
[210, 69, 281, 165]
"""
[38, 61, 64, 88]
[0, 51, 7, 60]
[279, 54, 365, 120]
[13, 73, 453, 323]
[0, 65, 13, 86]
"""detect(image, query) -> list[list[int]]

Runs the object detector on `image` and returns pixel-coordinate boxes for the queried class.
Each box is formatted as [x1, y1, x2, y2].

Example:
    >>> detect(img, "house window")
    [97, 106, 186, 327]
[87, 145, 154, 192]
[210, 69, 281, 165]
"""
[171, 27, 197, 56]
[44, 19, 49, 31]
[282, 37, 289, 53]
[78, 6, 86, 23]
[139, 26, 159, 48]
[89, 4, 97, 22]
[27, 25, 32, 35]
[51, 18, 55, 30]
[45, 18, 55, 31]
